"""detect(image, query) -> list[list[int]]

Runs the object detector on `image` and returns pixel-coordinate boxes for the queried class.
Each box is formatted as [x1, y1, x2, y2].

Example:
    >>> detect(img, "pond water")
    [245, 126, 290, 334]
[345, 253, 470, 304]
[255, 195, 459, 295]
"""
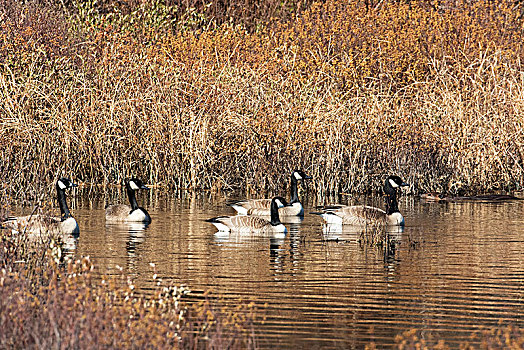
[11, 190, 524, 348]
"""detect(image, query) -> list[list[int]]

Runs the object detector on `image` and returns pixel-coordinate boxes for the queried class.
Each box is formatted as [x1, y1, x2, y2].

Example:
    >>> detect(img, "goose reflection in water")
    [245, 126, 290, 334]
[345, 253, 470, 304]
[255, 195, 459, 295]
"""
[212, 214, 303, 279]
[105, 221, 149, 242]
[105, 221, 150, 275]
[125, 222, 149, 249]
[321, 223, 404, 242]
[212, 232, 288, 279]
[320, 223, 404, 284]
[213, 230, 286, 245]
[61, 232, 80, 257]
[270, 238, 287, 276]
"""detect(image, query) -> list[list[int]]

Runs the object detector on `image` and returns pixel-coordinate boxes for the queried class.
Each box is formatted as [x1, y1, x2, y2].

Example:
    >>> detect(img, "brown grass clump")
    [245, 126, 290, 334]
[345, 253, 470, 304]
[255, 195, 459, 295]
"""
[0, 232, 258, 349]
[381, 325, 524, 349]
[1, 0, 524, 199]
[357, 223, 388, 246]
[65, 0, 314, 33]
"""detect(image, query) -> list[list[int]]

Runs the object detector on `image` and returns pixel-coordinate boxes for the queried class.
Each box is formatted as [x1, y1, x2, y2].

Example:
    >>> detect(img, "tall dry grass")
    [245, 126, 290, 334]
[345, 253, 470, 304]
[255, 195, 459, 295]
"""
[1, 0, 524, 200]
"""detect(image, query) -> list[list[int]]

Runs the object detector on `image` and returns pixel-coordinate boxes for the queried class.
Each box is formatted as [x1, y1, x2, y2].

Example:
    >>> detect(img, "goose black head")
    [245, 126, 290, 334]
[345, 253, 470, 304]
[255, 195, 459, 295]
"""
[270, 196, 286, 225]
[125, 178, 149, 191]
[273, 196, 288, 208]
[383, 175, 408, 194]
[56, 178, 78, 190]
[292, 170, 313, 181]
[382, 175, 408, 214]
[56, 178, 77, 219]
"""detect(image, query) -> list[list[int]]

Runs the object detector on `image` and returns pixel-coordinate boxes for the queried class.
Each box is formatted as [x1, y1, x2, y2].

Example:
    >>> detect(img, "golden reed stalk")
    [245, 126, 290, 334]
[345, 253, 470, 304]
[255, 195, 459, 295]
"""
[1, 0, 523, 198]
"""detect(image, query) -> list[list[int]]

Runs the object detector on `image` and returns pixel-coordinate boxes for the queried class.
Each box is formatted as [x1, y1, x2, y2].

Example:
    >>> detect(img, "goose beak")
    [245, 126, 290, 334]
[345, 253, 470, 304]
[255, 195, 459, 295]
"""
[141, 185, 150, 190]
[304, 174, 313, 180]
[71, 183, 78, 188]
[401, 182, 409, 187]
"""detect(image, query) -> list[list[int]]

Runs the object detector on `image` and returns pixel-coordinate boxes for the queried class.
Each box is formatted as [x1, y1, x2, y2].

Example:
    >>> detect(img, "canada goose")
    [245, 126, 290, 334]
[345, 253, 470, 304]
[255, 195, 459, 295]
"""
[2, 178, 79, 237]
[228, 170, 312, 216]
[206, 196, 288, 238]
[105, 178, 151, 223]
[312, 175, 409, 226]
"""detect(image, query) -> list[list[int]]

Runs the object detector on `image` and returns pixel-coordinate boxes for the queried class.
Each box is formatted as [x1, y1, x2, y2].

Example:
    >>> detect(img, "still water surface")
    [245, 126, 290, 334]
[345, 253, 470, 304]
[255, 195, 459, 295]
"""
[25, 191, 524, 347]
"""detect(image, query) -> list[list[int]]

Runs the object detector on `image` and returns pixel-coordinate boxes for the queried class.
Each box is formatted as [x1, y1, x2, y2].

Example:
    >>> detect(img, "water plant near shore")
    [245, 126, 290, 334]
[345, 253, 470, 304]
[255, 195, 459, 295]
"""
[382, 325, 524, 349]
[0, 231, 259, 349]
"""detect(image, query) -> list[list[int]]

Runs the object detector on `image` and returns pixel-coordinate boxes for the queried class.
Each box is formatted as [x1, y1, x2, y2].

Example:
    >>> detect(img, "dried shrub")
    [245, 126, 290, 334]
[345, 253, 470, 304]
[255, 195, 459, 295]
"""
[0, 234, 259, 349]
[1, 0, 524, 200]
[388, 325, 524, 350]
[65, 0, 314, 32]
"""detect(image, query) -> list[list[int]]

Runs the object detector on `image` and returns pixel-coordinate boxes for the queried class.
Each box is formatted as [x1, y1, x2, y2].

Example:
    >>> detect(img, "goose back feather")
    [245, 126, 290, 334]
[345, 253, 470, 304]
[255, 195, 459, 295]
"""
[229, 170, 312, 216]
[313, 175, 408, 227]
[207, 197, 288, 238]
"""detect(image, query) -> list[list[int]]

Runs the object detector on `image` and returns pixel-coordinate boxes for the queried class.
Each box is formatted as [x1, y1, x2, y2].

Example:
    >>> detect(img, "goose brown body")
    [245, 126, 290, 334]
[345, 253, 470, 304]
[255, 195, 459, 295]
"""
[3, 214, 78, 237]
[212, 215, 280, 234]
[229, 170, 312, 216]
[323, 205, 388, 225]
[313, 176, 408, 227]
[207, 197, 287, 238]
[2, 178, 79, 238]
[105, 178, 151, 223]
[105, 204, 135, 220]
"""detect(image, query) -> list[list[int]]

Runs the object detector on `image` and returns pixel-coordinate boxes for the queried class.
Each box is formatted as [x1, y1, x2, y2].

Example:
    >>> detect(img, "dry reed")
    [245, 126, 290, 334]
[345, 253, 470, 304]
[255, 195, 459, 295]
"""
[1, 0, 524, 201]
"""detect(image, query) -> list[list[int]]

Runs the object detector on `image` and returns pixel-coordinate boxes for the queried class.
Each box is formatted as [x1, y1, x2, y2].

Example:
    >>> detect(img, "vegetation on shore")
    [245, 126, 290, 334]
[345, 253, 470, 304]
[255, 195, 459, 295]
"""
[0, 229, 259, 349]
[1, 0, 524, 198]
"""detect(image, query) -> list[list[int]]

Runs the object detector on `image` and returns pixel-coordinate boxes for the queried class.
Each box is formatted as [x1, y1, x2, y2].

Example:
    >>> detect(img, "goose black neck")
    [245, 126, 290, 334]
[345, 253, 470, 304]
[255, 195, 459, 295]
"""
[289, 176, 299, 204]
[384, 190, 400, 215]
[270, 200, 281, 226]
[56, 185, 72, 219]
[126, 187, 140, 211]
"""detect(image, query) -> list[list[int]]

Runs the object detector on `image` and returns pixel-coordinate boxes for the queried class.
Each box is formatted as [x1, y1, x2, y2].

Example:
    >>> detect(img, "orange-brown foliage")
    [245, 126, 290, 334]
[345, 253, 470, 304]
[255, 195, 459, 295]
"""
[0, 237, 258, 349]
[1, 0, 524, 198]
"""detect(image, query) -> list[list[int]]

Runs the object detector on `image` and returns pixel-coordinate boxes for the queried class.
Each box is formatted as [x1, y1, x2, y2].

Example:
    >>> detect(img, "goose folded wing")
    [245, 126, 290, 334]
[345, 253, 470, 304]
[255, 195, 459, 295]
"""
[228, 215, 271, 230]
[335, 205, 387, 225]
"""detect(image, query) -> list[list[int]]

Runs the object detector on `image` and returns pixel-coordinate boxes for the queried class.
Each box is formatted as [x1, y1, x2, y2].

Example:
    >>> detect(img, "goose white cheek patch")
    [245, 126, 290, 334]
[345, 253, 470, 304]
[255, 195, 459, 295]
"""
[389, 179, 399, 188]
[129, 181, 140, 190]
[57, 180, 67, 189]
[294, 172, 303, 180]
